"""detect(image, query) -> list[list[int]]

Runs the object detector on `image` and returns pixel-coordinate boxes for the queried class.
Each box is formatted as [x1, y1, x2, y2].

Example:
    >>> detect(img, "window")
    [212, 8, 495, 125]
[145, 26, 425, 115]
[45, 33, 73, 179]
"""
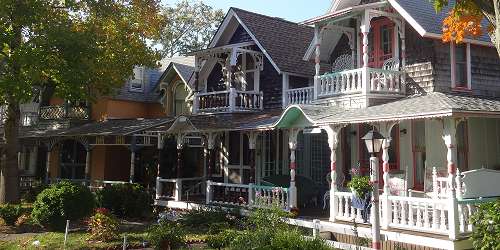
[451, 43, 471, 89]
[234, 54, 260, 91]
[173, 82, 189, 116]
[130, 66, 144, 92]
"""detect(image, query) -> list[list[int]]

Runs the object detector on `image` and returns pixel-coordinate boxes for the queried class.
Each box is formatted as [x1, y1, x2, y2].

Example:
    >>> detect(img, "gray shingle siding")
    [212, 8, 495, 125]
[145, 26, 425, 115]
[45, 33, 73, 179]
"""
[111, 68, 162, 103]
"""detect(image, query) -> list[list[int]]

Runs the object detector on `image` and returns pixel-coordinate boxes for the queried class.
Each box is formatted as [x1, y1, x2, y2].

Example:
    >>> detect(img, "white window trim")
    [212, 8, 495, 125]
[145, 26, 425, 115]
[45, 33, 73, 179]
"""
[450, 43, 472, 90]
[129, 66, 145, 92]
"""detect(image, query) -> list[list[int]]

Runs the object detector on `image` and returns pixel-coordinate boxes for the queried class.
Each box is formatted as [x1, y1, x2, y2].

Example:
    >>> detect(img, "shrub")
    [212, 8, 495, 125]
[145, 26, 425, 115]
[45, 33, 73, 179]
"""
[179, 207, 239, 233]
[270, 229, 330, 250]
[206, 229, 241, 250]
[147, 221, 185, 250]
[470, 200, 500, 250]
[95, 183, 150, 218]
[87, 208, 119, 241]
[31, 181, 95, 230]
[0, 204, 23, 226]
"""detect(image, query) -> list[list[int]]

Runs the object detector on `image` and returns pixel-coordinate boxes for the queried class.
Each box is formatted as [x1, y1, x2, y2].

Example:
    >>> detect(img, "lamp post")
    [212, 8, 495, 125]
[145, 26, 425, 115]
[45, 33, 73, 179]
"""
[361, 130, 384, 250]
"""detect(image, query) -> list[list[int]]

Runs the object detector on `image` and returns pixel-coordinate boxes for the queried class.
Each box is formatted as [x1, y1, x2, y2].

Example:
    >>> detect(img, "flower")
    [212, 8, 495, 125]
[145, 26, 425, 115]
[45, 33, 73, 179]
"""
[95, 207, 110, 215]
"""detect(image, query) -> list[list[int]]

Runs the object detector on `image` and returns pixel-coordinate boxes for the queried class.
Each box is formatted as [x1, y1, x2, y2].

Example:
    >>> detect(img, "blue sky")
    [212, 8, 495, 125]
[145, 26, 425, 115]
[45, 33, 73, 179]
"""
[162, 0, 331, 23]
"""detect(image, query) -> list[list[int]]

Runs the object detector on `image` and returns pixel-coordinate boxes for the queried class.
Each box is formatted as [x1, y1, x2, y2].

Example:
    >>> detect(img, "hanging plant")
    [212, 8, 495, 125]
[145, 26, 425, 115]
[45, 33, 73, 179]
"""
[347, 176, 372, 199]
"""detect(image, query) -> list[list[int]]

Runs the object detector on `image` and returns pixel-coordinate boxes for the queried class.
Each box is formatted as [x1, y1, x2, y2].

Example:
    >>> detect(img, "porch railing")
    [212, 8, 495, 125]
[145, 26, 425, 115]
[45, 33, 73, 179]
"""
[155, 177, 205, 202]
[315, 67, 404, 98]
[285, 86, 314, 105]
[206, 181, 288, 209]
[193, 88, 263, 113]
[39, 105, 90, 120]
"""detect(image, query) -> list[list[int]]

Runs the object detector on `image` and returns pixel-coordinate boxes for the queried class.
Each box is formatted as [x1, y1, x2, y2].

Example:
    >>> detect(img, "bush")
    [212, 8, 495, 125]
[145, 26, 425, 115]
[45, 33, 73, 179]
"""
[270, 229, 330, 250]
[147, 221, 185, 250]
[179, 207, 240, 233]
[0, 204, 23, 226]
[95, 183, 150, 218]
[87, 208, 119, 241]
[470, 200, 500, 250]
[31, 181, 95, 230]
[206, 229, 241, 250]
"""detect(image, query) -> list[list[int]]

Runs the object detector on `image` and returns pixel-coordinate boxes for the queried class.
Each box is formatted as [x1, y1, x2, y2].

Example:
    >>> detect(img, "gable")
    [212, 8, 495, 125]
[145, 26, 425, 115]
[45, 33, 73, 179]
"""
[229, 25, 252, 44]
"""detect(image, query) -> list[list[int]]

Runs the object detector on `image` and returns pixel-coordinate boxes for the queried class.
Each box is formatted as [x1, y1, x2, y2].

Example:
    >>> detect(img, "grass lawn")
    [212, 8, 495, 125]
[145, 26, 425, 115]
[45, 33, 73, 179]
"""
[0, 230, 149, 250]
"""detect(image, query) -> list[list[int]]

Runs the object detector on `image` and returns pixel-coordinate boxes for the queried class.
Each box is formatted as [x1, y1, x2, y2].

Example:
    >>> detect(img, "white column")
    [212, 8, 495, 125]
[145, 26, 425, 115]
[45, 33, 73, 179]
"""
[370, 155, 381, 250]
[378, 122, 397, 230]
[85, 147, 92, 180]
[442, 118, 459, 240]
[129, 150, 135, 183]
[288, 129, 300, 209]
[45, 150, 51, 184]
[29, 146, 38, 175]
[282, 73, 289, 108]
[323, 125, 342, 222]
[313, 25, 321, 100]
[229, 87, 237, 112]
[361, 10, 371, 96]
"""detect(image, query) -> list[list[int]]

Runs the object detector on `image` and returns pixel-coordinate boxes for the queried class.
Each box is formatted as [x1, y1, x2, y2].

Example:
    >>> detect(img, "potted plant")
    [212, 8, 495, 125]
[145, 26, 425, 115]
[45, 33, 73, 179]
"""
[347, 176, 372, 199]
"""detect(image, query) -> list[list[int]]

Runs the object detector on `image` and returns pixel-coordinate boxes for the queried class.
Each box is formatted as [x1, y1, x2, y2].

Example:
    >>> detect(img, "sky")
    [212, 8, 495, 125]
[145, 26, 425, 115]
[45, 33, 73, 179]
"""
[162, 0, 332, 23]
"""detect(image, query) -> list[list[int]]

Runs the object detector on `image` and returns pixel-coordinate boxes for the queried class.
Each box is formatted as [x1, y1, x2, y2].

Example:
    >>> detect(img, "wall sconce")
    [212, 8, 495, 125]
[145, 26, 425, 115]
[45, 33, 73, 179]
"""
[400, 129, 407, 135]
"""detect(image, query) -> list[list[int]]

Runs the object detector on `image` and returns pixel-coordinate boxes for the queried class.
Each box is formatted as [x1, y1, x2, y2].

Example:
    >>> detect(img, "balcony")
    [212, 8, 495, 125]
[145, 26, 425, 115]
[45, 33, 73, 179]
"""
[39, 105, 90, 120]
[193, 88, 263, 114]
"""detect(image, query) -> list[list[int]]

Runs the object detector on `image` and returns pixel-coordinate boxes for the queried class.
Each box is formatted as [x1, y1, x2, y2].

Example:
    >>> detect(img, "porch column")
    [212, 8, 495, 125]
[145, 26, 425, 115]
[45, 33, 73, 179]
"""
[45, 149, 51, 184]
[176, 133, 185, 178]
[323, 125, 343, 222]
[85, 146, 93, 181]
[400, 21, 406, 89]
[442, 118, 460, 240]
[156, 133, 164, 200]
[248, 132, 258, 183]
[313, 25, 321, 100]
[206, 132, 218, 180]
[129, 150, 136, 183]
[288, 128, 300, 208]
[377, 122, 397, 230]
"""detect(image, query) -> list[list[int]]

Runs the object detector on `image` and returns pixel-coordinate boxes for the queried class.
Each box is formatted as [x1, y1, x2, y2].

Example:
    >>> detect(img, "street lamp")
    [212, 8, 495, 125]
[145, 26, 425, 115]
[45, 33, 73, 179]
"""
[361, 129, 384, 250]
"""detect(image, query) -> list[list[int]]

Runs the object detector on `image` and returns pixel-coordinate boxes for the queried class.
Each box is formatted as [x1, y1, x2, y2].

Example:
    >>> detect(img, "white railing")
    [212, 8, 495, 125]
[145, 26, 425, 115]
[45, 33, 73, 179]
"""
[156, 177, 205, 202]
[194, 88, 263, 113]
[315, 67, 405, 98]
[89, 180, 129, 191]
[333, 191, 366, 223]
[206, 181, 288, 209]
[285, 86, 314, 105]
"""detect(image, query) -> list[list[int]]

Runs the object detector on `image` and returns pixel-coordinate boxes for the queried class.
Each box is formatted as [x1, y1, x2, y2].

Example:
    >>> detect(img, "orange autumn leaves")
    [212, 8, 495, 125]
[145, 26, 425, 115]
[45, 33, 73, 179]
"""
[442, 2, 484, 43]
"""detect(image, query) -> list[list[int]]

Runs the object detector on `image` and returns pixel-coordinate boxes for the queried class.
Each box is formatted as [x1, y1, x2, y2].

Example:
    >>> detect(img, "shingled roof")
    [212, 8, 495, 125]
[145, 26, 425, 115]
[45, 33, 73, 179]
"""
[231, 8, 315, 76]
[278, 92, 500, 127]
[155, 56, 195, 90]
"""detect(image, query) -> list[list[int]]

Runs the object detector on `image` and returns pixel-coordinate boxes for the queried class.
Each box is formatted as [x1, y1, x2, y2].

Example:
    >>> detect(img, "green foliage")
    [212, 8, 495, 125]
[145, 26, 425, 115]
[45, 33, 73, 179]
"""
[179, 207, 239, 233]
[146, 221, 186, 250]
[95, 183, 150, 218]
[0, 204, 23, 226]
[470, 200, 500, 250]
[31, 181, 95, 230]
[206, 229, 240, 249]
[348, 176, 372, 199]
[158, 0, 224, 57]
[87, 208, 119, 242]
[270, 229, 330, 250]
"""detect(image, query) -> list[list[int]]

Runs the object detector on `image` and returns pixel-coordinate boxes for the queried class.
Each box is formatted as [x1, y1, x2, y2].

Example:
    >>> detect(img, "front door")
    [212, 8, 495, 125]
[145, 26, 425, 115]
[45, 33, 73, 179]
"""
[362, 17, 395, 68]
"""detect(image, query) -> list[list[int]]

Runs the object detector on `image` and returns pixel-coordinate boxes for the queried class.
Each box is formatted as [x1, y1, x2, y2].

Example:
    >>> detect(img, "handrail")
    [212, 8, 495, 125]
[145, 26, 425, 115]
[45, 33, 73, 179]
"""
[197, 90, 230, 96]
[285, 86, 314, 93]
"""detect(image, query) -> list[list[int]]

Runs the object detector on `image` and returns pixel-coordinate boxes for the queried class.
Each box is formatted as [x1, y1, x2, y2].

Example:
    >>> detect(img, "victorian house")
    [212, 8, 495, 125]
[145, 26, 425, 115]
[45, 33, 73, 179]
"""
[151, 1, 500, 250]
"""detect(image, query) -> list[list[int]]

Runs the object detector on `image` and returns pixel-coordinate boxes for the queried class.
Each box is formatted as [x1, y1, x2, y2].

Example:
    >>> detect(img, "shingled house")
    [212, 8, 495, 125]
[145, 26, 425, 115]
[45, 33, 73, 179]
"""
[150, 2, 500, 249]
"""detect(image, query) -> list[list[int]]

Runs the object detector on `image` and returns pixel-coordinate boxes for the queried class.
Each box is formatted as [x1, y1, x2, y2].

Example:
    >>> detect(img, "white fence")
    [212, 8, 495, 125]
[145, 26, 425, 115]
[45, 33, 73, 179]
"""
[194, 88, 263, 113]
[206, 181, 288, 209]
[285, 86, 314, 105]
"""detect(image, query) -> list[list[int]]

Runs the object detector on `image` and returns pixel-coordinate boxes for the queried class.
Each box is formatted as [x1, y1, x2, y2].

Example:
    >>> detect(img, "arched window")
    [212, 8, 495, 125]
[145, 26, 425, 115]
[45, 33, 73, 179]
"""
[173, 82, 189, 116]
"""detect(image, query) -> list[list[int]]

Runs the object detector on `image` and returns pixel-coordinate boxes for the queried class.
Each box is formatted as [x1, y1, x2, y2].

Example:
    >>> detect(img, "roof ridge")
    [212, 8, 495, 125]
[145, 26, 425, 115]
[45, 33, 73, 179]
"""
[230, 7, 312, 28]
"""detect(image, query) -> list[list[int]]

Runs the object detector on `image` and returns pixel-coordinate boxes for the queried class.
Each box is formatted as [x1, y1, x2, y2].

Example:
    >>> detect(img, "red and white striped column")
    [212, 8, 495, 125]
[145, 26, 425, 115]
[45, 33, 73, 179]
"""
[288, 129, 299, 209]
[443, 118, 459, 240]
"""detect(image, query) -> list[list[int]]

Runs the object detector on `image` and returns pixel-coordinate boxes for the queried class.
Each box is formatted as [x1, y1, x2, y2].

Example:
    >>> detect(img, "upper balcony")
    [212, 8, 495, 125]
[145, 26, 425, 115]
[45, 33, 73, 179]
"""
[191, 41, 265, 114]
[39, 105, 90, 120]
[285, 2, 407, 109]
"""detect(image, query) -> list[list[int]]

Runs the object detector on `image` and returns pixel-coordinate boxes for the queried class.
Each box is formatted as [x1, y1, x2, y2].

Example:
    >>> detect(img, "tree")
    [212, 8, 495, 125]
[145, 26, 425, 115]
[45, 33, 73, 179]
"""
[157, 0, 224, 57]
[0, 0, 164, 203]
[432, 0, 500, 57]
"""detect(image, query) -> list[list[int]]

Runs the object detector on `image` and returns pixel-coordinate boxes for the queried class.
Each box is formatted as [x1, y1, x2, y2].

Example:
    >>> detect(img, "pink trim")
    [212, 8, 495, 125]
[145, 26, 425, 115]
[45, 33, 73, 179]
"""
[331, 162, 336, 171]
[383, 162, 390, 172]
[448, 163, 456, 174]
[372, 242, 381, 249]
[290, 162, 296, 170]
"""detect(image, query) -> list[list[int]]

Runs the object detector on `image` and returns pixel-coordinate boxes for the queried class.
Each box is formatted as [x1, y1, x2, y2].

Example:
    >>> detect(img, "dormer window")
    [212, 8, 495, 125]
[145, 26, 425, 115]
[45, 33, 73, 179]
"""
[130, 66, 144, 92]
[451, 43, 471, 90]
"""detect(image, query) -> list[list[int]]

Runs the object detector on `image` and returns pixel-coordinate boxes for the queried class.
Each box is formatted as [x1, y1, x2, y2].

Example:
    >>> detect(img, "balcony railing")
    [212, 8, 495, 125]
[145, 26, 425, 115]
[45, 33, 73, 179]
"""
[285, 86, 314, 106]
[316, 67, 405, 98]
[39, 105, 90, 120]
[194, 88, 263, 113]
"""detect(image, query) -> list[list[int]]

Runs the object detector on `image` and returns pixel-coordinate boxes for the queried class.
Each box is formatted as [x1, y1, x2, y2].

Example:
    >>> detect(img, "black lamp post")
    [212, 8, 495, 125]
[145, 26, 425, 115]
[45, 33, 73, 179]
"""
[361, 129, 384, 250]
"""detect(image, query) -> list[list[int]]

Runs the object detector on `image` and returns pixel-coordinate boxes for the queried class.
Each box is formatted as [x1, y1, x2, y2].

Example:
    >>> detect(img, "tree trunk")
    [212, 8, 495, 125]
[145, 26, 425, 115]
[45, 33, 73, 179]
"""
[0, 101, 20, 203]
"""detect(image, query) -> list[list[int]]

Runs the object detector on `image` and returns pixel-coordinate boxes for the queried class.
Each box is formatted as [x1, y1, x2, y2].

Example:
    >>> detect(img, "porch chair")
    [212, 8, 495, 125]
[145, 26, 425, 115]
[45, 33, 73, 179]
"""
[332, 54, 354, 73]
[322, 172, 346, 209]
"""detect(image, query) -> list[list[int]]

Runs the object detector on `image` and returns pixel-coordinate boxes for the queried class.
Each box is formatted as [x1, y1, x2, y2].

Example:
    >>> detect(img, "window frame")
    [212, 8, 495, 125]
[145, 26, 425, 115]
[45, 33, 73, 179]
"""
[450, 43, 472, 91]
[172, 81, 189, 116]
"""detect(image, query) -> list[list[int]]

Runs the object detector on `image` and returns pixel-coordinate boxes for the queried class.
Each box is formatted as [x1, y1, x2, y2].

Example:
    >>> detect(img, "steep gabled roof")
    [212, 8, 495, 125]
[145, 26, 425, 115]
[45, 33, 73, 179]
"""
[210, 8, 315, 76]
[155, 56, 195, 90]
